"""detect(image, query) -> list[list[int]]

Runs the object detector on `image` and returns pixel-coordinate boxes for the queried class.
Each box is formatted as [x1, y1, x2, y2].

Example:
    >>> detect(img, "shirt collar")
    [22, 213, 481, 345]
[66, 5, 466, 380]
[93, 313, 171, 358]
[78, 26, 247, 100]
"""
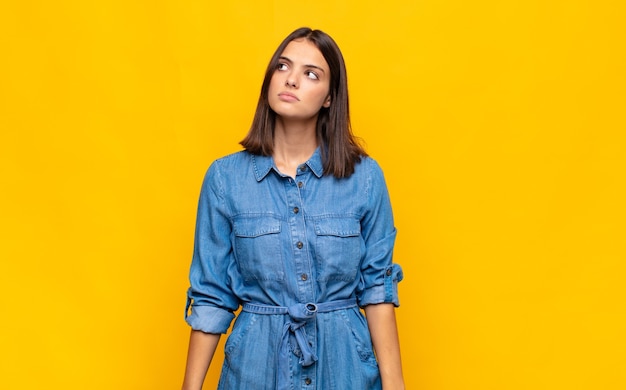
[251, 147, 324, 182]
[305, 148, 324, 178]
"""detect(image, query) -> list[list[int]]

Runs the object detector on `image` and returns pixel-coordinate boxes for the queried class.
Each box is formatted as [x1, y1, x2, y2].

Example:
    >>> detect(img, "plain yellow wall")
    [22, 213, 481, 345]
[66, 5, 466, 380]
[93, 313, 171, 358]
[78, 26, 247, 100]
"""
[1, 0, 625, 389]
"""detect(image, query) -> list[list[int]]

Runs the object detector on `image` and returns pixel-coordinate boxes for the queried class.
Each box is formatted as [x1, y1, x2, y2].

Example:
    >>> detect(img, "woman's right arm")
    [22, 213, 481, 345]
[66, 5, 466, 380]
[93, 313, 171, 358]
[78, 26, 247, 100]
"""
[183, 162, 236, 390]
[182, 330, 221, 390]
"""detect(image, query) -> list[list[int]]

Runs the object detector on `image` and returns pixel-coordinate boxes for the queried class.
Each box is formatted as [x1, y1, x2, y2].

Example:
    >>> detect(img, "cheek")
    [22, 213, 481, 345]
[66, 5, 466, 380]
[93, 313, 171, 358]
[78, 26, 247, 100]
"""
[267, 77, 282, 111]
[268, 71, 284, 91]
[268, 76, 278, 93]
[314, 87, 330, 104]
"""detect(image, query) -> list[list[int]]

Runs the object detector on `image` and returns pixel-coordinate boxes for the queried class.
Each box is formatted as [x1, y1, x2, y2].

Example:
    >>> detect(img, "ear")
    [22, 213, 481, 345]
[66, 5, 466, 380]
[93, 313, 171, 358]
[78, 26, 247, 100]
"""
[323, 95, 331, 108]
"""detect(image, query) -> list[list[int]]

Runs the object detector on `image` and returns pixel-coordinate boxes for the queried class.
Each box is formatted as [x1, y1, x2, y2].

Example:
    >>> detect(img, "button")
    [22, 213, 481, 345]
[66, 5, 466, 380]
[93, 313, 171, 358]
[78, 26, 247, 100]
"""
[297, 181, 304, 188]
[304, 378, 312, 385]
[296, 241, 303, 249]
[299, 165, 307, 172]
[301, 273, 308, 281]
[293, 207, 299, 214]
[386, 268, 392, 276]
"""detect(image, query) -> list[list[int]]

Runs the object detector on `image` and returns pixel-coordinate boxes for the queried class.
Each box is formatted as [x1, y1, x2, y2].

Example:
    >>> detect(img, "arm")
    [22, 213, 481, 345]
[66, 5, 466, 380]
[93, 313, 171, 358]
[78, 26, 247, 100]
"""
[183, 162, 238, 388]
[358, 159, 405, 389]
[364, 303, 405, 390]
[182, 330, 221, 390]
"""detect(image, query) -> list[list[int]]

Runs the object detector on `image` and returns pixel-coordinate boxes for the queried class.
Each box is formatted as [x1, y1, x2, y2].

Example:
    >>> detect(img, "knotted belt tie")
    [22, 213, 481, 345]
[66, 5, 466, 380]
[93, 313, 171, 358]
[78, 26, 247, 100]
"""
[242, 298, 357, 390]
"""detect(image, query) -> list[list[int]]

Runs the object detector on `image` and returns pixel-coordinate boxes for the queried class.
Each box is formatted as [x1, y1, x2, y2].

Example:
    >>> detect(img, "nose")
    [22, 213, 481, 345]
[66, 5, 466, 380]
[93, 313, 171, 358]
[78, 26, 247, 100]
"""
[285, 74, 298, 88]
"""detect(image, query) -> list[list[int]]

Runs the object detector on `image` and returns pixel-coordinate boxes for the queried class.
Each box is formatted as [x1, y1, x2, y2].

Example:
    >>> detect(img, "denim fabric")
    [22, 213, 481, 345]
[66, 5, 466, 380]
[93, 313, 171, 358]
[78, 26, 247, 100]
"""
[186, 148, 403, 389]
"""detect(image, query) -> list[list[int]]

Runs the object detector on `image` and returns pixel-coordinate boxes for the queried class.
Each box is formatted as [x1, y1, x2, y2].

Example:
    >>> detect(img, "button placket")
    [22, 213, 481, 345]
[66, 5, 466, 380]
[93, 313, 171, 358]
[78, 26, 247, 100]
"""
[284, 166, 314, 304]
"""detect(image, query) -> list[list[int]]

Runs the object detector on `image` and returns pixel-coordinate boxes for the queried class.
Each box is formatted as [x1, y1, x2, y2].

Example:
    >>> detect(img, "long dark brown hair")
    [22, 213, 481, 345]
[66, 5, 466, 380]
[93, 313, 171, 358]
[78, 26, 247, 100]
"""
[240, 27, 367, 178]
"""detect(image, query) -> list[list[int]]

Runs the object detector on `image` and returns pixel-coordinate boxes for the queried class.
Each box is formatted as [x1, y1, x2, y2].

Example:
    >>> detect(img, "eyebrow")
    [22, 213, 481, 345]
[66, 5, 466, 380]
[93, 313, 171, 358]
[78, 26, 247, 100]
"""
[279, 56, 326, 74]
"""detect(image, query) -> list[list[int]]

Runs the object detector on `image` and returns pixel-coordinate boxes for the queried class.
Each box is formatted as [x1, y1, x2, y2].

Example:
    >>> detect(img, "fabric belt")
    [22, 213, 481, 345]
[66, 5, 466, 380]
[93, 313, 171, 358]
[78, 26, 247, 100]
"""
[242, 298, 358, 390]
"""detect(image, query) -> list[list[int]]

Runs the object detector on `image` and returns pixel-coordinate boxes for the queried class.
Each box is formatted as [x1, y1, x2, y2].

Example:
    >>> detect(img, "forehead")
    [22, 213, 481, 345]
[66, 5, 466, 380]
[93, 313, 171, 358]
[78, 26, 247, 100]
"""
[280, 39, 329, 71]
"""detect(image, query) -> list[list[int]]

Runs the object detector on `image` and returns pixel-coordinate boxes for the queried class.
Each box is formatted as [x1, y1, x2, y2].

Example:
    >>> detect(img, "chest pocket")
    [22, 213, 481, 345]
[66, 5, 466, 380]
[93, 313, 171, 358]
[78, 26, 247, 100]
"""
[313, 217, 363, 281]
[233, 215, 284, 281]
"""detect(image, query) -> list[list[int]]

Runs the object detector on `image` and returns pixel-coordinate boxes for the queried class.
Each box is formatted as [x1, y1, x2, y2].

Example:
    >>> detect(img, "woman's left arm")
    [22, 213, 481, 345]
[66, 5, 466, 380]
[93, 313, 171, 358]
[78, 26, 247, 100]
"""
[364, 303, 405, 390]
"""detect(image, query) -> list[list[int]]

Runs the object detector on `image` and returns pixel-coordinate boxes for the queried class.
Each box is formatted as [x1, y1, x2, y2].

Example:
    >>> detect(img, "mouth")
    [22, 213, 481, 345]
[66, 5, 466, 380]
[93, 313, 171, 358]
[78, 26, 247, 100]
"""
[278, 92, 299, 102]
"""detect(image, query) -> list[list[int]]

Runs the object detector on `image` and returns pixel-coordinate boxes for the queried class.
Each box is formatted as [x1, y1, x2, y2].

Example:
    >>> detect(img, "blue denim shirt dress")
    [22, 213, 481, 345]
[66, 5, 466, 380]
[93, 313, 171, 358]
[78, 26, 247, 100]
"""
[185, 148, 403, 390]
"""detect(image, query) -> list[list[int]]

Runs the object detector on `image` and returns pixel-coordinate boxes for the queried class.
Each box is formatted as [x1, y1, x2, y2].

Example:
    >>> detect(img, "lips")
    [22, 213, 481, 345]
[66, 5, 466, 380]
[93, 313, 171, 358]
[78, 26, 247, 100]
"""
[278, 92, 299, 102]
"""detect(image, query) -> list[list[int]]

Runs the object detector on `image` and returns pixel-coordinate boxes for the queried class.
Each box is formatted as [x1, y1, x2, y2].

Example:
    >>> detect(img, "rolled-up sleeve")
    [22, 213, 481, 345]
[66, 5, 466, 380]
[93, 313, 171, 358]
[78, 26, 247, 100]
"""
[356, 159, 403, 307]
[185, 161, 239, 333]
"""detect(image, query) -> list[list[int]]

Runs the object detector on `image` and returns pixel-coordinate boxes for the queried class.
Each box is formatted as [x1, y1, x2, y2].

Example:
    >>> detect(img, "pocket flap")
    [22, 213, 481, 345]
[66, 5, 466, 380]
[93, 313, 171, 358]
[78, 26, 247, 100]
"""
[233, 216, 281, 238]
[314, 218, 361, 237]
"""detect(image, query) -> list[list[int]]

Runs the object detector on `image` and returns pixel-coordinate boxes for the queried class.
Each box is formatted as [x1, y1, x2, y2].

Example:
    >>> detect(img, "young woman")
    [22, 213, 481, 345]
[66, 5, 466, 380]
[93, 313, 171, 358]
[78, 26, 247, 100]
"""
[182, 27, 404, 390]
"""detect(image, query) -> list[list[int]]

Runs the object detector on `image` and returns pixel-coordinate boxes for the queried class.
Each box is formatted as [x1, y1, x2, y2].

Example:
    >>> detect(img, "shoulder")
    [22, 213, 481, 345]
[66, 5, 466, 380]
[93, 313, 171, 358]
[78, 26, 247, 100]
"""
[201, 150, 251, 189]
[353, 156, 389, 196]
[353, 155, 385, 179]
[211, 150, 251, 168]
[205, 150, 253, 175]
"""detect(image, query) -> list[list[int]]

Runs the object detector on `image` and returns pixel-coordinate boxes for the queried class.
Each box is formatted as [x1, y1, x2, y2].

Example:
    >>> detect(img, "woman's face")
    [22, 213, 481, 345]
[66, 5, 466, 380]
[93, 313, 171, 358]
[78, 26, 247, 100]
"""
[268, 39, 331, 122]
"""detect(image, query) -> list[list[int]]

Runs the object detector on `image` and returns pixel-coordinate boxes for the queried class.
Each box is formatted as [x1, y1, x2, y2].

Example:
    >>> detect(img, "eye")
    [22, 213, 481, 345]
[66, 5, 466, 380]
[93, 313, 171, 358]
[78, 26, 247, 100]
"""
[277, 63, 288, 71]
[306, 70, 319, 80]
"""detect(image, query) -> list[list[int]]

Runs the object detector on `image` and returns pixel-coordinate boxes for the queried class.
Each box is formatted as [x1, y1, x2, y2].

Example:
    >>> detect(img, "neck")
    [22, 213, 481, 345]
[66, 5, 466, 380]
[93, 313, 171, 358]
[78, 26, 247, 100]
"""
[273, 116, 318, 178]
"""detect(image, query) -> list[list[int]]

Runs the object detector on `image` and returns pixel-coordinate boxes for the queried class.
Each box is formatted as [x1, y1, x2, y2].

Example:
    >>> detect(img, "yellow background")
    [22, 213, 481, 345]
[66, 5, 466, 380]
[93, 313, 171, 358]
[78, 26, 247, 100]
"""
[1, 0, 624, 389]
